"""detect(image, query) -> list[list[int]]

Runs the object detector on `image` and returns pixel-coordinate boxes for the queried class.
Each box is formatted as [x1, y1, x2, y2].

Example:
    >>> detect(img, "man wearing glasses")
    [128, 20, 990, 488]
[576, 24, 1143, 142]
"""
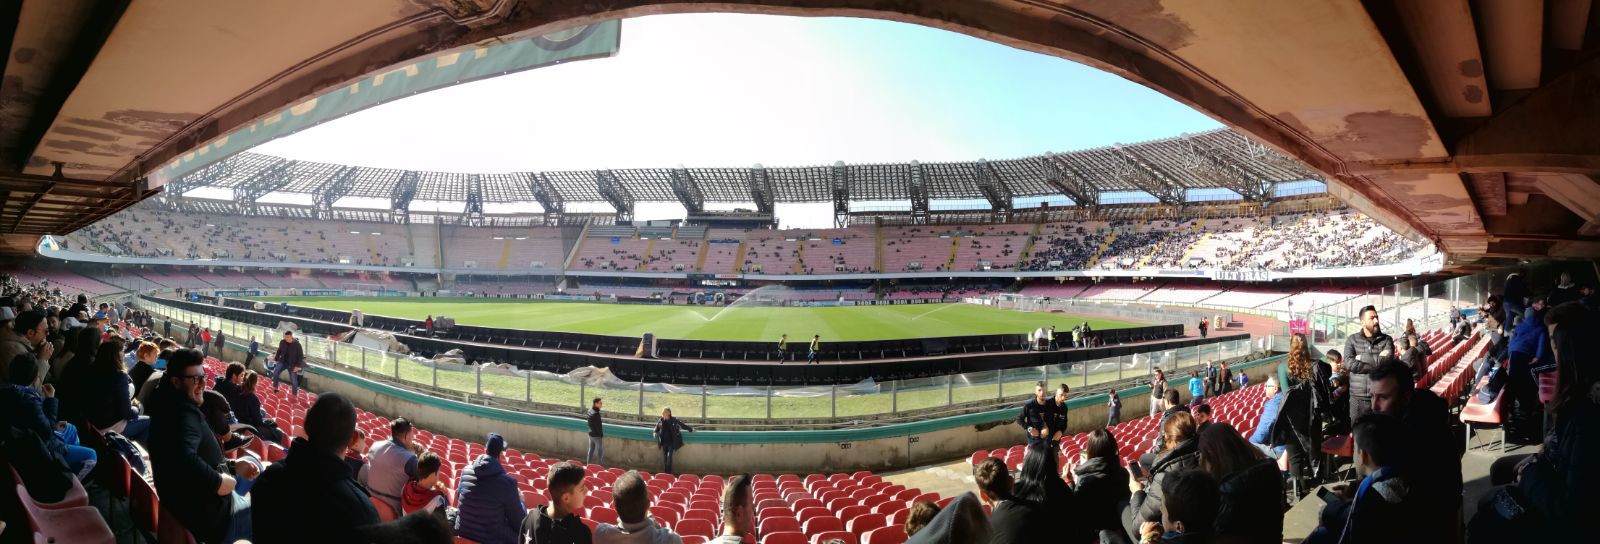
[149, 348, 256, 543]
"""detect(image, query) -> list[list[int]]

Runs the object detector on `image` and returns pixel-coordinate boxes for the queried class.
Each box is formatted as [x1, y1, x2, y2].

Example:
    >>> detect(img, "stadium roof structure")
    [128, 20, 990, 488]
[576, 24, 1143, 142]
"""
[3, 0, 1600, 267]
[157, 128, 1320, 222]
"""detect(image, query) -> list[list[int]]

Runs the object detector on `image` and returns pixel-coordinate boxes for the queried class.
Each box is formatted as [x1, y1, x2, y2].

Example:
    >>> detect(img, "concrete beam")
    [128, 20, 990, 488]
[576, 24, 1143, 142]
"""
[1454, 55, 1600, 172]
[1466, 173, 1509, 216]
[1477, 0, 1545, 91]
[1394, 0, 1492, 117]
[1530, 172, 1600, 235]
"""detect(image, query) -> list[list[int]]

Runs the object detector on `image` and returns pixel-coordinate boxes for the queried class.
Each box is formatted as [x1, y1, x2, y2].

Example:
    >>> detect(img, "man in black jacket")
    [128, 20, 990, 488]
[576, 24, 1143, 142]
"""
[270, 331, 305, 397]
[586, 398, 604, 466]
[1018, 381, 1054, 448]
[252, 392, 380, 543]
[1368, 359, 1460, 541]
[149, 348, 257, 543]
[653, 408, 693, 475]
[1342, 305, 1393, 425]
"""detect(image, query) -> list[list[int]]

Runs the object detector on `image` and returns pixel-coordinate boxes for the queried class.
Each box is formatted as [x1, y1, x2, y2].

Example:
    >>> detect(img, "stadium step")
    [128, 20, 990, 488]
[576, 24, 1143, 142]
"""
[565, 219, 593, 269]
[945, 237, 959, 270]
[639, 238, 657, 271]
[1014, 221, 1043, 270]
[874, 224, 885, 273]
[695, 240, 710, 272]
[1087, 231, 1118, 269]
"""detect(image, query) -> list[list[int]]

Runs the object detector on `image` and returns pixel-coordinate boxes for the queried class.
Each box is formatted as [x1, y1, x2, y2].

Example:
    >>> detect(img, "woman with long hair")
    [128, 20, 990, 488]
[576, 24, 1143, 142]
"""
[991, 442, 1081, 543]
[54, 326, 105, 424]
[1198, 423, 1283, 543]
[1070, 429, 1130, 537]
[233, 371, 285, 444]
[1274, 333, 1322, 495]
[84, 337, 151, 442]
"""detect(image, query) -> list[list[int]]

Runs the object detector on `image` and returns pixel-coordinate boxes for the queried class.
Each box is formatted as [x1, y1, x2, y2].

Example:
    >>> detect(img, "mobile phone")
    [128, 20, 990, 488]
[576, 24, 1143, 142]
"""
[1128, 462, 1147, 479]
[1316, 486, 1337, 503]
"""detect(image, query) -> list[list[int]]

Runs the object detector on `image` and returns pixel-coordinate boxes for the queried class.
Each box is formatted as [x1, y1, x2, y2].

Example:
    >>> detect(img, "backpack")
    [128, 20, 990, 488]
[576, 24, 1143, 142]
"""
[101, 430, 147, 476]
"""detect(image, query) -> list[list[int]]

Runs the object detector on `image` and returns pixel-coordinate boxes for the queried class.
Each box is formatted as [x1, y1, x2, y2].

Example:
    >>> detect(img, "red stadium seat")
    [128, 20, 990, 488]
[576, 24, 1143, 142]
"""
[796, 507, 832, 525]
[589, 507, 619, 524]
[677, 518, 716, 539]
[847, 513, 887, 536]
[760, 517, 802, 538]
[802, 516, 844, 537]
[16, 483, 115, 544]
[762, 532, 807, 544]
[864, 525, 908, 544]
[810, 530, 856, 544]
[372, 496, 399, 521]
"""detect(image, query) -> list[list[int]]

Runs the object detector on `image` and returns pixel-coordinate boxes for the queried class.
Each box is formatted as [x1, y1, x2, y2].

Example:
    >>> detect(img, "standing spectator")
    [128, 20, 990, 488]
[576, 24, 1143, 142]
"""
[1366, 360, 1460, 540]
[807, 334, 821, 364]
[0, 353, 96, 500]
[1188, 370, 1205, 407]
[1072, 326, 1082, 349]
[709, 474, 753, 544]
[1342, 305, 1393, 426]
[148, 348, 254, 543]
[1198, 423, 1282, 543]
[251, 392, 380, 544]
[1047, 383, 1071, 441]
[1304, 414, 1407, 544]
[972, 457, 1012, 510]
[84, 338, 151, 443]
[425, 315, 434, 335]
[403, 451, 449, 515]
[244, 336, 260, 369]
[366, 417, 420, 513]
[270, 330, 305, 396]
[1503, 272, 1528, 329]
[1017, 382, 1053, 448]
[594, 470, 682, 544]
[1126, 411, 1199, 541]
[129, 340, 159, 395]
[458, 433, 528, 544]
[1106, 388, 1122, 427]
[1149, 368, 1167, 417]
[1216, 361, 1233, 395]
[652, 408, 693, 474]
[587, 398, 605, 466]
[234, 371, 285, 444]
[776, 334, 788, 363]
[1198, 319, 1209, 338]
[1070, 429, 1130, 537]
[1547, 271, 1580, 307]
[213, 329, 226, 358]
[200, 327, 212, 353]
[0, 310, 54, 386]
[1275, 335, 1323, 492]
[1505, 303, 1550, 444]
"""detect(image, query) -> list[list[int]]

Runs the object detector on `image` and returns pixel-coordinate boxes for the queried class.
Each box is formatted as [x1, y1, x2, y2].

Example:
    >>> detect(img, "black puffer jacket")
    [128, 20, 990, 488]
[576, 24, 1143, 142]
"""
[147, 379, 230, 544]
[1071, 457, 1131, 534]
[1133, 438, 1200, 523]
[1214, 458, 1284, 543]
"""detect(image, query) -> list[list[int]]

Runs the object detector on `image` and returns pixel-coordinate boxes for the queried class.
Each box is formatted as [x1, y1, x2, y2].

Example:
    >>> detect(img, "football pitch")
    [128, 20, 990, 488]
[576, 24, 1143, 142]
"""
[249, 297, 1144, 341]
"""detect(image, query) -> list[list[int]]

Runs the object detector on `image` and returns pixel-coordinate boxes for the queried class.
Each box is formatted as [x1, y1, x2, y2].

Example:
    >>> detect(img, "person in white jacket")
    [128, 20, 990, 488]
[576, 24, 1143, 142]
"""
[593, 471, 683, 544]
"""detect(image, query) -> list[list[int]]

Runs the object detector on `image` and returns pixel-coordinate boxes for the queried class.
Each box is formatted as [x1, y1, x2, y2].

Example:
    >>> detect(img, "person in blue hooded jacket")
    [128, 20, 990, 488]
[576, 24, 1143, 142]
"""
[455, 433, 526, 544]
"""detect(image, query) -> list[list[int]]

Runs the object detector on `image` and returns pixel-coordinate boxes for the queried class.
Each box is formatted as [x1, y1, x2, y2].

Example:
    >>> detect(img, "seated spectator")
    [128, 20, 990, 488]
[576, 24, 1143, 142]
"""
[149, 348, 254, 544]
[1139, 470, 1221, 544]
[594, 470, 681, 544]
[0, 310, 54, 386]
[1127, 411, 1200, 541]
[345, 428, 369, 482]
[252, 392, 382, 543]
[905, 492, 990, 544]
[367, 417, 420, 513]
[0, 353, 95, 501]
[1197, 423, 1282, 543]
[1246, 376, 1284, 459]
[1071, 429, 1131, 537]
[990, 442, 1080, 543]
[1305, 414, 1407, 544]
[214, 362, 246, 408]
[459, 433, 528, 544]
[1367, 359, 1461, 540]
[1150, 389, 1189, 455]
[83, 337, 151, 443]
[129, 340, 159, 395]
[709, 474, 753, 544]
[53, 325, 103, 423]
[973, 457, 1012, 510]
[233, 370, 285, 444]
[403, 452, 450, 516]
[904, 501, 940, 538]
[1191, 404, 1213, 434]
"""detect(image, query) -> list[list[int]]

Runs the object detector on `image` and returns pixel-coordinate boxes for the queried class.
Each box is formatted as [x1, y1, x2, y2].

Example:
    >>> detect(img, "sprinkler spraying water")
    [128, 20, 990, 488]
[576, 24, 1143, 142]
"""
[706, 284, 800, 322]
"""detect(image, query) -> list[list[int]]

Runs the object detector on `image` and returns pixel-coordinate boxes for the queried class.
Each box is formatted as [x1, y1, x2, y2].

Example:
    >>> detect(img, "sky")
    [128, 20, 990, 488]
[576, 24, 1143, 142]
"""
[249, 13, 1225, 226]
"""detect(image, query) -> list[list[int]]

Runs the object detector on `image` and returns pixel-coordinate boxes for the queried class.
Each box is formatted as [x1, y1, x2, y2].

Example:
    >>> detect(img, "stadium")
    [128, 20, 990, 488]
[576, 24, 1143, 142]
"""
[1, 2, 1598, 544]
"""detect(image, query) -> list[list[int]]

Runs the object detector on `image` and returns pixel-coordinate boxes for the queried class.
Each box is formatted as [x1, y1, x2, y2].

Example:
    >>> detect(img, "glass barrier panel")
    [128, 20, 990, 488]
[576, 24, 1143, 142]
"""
[590, 380, 643, 417]
[895, 375, 950, 412]
[768, 384, 834, 419]
[397, 353, 433, 387]
[432, 360, 477, 396]
[527, 371, 580, 408]
[1001, 367, 1042, 399]
[950, 370, 1001, 405]
[704, 384, 769, 419]
[834, 381, 892, 417]
[643, 383, 703, 419]
[480, 364, 526, 402]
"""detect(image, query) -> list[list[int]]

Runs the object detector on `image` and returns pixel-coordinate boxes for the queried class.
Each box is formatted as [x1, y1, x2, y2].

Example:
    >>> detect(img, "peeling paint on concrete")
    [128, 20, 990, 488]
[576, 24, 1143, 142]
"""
[1068, 0, 1197, 50]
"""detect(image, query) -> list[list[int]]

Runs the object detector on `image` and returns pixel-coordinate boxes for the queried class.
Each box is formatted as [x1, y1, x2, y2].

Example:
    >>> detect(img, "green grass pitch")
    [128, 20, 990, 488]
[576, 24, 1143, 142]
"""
[250, 296, 1144, 341]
